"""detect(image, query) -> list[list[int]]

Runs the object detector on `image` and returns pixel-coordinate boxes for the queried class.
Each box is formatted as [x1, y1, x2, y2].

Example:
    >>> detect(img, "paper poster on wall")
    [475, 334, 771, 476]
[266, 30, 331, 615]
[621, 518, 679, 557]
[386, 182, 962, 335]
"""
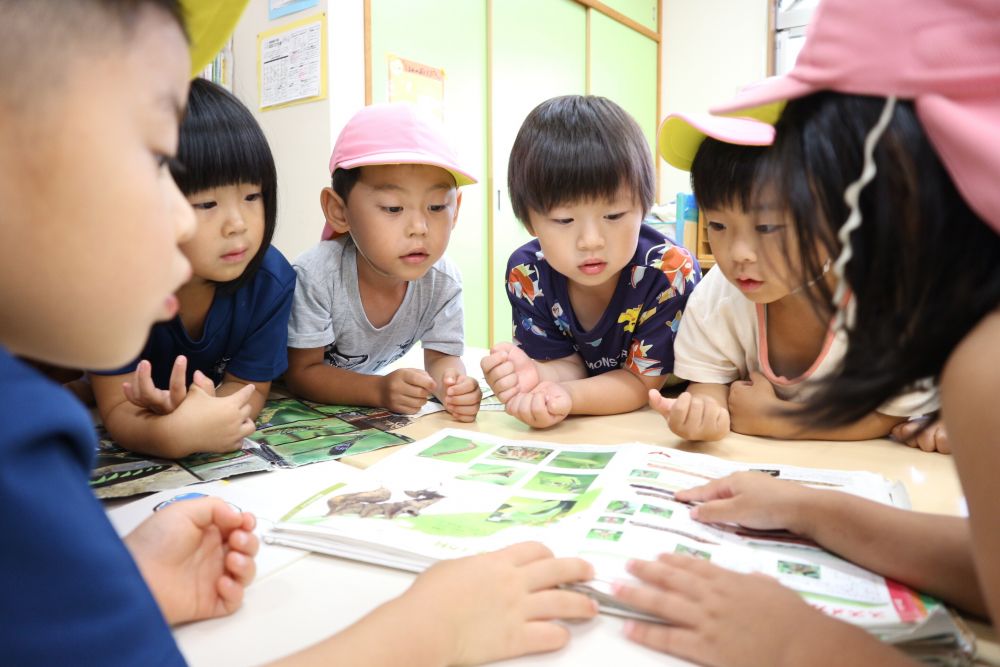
[268, 0, 319, 20]
[258, 13, 327, 111]
[387, 54, 445, 120]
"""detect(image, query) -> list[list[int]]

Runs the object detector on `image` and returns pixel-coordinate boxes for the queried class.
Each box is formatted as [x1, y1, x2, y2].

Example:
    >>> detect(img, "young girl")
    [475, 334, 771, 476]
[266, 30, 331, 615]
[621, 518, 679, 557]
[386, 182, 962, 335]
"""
[2, 2, 596, 665]
[651, 111, 947, 449]
[92, 77, 296, 458]
[613, 0, 1000, 664]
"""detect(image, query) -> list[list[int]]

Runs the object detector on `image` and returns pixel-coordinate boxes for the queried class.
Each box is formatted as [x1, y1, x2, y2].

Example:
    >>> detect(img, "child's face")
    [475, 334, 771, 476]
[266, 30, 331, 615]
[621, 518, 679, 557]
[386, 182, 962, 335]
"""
[526, 185, 643, 292]
[182, 184, 266, 285]
[0, 9, 194, 369]
[335, 164, 460, 282]
[704, 202, 805, 303]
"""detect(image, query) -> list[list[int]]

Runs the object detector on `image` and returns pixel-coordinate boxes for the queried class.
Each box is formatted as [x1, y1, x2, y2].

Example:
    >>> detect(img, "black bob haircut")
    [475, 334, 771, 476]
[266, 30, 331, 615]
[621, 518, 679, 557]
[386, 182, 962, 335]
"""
[330, 166, 361, 205]
[763, 92, 1000, 428]
[690, 137, 769, 213]
[171, 78, 278, 294]
[507, 95, 655, 228]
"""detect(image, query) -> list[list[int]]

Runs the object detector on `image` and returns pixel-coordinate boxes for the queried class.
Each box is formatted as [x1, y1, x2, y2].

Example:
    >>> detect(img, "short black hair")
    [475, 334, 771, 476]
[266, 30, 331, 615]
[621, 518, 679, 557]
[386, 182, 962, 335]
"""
[0, 1, 185, 109]
[690, 137, 769, 213]
[508, 95, 655, 228]
[172, 78, 279, 294]
[330, 167, 361, 205]
[765, 92, 1000, 427]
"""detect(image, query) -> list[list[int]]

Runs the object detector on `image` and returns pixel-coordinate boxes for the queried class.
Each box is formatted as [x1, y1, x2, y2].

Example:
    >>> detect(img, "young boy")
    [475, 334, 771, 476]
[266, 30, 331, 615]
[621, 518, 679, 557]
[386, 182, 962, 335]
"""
[482, 95, 701, 428]
[651, 112, 945, 447]
[285, 104, 482, 422]
[0, 2, 595, 664]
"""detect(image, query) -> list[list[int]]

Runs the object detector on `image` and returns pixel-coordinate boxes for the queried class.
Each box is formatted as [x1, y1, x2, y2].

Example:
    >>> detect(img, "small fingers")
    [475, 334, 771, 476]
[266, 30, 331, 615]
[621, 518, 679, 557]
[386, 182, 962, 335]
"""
[523, 589, 598, 621]
[624, 621, 704, 663]
[168, 356, 188, 408]
[523, 556, 595, 590]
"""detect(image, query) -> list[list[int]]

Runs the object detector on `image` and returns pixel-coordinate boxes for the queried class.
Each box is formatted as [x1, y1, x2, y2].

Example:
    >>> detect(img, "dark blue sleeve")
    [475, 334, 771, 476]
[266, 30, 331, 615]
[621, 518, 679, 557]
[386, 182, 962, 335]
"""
[225, 247, 297, 382]
[506, 249, 577, 361]
[0, 356, 185, 666]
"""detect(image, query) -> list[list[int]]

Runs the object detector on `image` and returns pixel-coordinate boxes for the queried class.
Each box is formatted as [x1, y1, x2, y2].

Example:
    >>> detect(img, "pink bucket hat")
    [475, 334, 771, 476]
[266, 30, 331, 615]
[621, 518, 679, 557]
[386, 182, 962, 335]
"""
[657, 112, 774, 171]
[710, 0, 1000, 234]
[322, 103, 477, 240]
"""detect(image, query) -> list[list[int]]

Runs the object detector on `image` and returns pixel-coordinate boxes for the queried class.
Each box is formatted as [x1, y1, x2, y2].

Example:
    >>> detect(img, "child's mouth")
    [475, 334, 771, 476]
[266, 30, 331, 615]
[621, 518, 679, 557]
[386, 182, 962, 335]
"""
[401, 252, 429, 264]
[221, 249, 248, 262]
[736, 278, 763, 291]
[579, 260, 607, 275]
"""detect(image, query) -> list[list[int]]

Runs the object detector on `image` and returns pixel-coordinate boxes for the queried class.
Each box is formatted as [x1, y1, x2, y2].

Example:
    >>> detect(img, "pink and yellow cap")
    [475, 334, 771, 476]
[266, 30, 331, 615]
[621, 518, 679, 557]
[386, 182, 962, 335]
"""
[322, 103, 477, 240]
[709, 0, 1000, 234]
[329, 103, 476, 184]
[657, 112, 774, 172]
[181, 0, 248, 77]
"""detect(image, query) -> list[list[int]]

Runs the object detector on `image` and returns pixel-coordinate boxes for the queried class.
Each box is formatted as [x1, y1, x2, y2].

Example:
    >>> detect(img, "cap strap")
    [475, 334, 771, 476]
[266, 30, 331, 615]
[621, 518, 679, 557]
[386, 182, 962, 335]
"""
[832, 96, 898, 331]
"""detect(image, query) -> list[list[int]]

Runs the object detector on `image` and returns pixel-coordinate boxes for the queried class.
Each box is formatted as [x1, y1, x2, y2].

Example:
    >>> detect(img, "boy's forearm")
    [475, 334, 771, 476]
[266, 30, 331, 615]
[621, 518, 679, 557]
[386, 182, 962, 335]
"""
[269, 596, 449, 667]
[562, 370, 653, 415]
[284, 362, 384, 408]
[101, 402, 182, 458]
[795, 490, 985, 615]
[536, 355, 588, 383]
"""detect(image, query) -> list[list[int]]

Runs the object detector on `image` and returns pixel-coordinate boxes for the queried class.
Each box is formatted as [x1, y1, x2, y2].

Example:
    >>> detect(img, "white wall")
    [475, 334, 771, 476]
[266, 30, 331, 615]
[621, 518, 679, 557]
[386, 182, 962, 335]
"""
[230, 0, 365, 263]
[659, 0, 770, 200]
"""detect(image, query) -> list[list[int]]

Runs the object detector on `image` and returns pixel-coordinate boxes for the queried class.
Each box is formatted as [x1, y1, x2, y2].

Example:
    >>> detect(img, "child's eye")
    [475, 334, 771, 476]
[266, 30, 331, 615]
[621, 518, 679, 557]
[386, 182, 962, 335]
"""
[245, 192, 263, 202]
[380, 206, 403, 214]
[551, 218, 574, 225]
[192, 201, 217, 210]
[428, 204, 448, 213]
[707, 221, 726, 232]
[605, 212, 626, 221]
[756, 224, 784, 234]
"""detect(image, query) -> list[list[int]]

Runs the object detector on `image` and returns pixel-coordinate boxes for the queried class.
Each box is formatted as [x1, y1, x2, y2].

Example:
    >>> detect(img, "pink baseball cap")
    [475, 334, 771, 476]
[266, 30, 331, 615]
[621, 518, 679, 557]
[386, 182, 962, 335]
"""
[657, 112, 774, 171]
[710, 0, 1000, 234]
[322, 103, 477, 240]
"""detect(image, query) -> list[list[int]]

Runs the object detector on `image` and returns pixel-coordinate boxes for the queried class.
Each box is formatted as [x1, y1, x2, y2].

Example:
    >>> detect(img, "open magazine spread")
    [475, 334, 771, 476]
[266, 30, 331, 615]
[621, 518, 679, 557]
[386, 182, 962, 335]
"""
[265, 429, 974, 664]
[90, 397, 413, 499]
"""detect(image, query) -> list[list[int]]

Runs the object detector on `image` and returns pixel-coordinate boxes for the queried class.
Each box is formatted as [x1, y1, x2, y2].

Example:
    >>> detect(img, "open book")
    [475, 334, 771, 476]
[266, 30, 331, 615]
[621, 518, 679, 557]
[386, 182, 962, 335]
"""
[265, 429, 974, 665]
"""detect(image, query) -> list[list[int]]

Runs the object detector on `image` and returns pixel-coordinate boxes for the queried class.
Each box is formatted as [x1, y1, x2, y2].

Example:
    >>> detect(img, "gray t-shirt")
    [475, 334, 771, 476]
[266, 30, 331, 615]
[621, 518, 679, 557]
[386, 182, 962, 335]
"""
[288, 236, 464, 374]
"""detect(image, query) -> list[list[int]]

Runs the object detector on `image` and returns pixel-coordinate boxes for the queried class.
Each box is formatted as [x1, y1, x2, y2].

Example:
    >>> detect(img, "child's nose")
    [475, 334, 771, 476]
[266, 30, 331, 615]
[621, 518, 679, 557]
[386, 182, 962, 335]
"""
[406, 211, 429, 236]
[577, 224, 605, 251]
[223, 209, 248, 236]
[731, 237, 757, 263]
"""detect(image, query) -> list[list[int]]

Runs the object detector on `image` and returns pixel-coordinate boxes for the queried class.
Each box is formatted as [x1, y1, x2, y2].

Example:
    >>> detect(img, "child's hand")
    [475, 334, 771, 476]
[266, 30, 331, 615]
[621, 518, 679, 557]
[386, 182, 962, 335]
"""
[169, 383, 257, 454]
[891, 418, 950, 454]
[399, 542, 598, 665]
[504, 380, 571, 428]
[380, 368, 437, 414]
[649, 390, 730, 441]
[122, 356, 208, 415]
[614, 553, 834, 667]
[727, 371, 781, 436]
[440, 369, 482, 423]
[677, 471, 814, 535]
[125, 497, 258, 626]
[481, 342, 540, 402]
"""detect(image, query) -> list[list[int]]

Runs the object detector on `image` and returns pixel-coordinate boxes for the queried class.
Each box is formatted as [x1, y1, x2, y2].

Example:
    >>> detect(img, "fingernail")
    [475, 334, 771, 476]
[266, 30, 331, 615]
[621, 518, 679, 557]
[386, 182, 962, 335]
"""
[623, 620, 637, 636]
[689, 506, 700, 519]
[625, 559, 638, 573]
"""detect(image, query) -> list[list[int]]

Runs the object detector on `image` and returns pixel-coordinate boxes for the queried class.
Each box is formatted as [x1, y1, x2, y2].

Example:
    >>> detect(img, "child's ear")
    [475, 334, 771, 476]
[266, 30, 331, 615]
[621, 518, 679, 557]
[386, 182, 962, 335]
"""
[450, 190, 463, 229]
[320, 187, 350, 235]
